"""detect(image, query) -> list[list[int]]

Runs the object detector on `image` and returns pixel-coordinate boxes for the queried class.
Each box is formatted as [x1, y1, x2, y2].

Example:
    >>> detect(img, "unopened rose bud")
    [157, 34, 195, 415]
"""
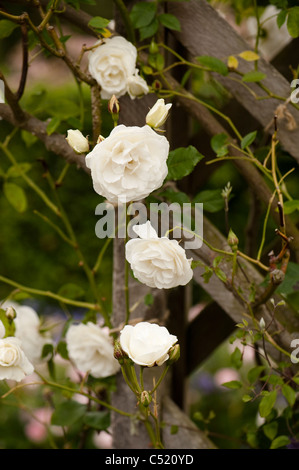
[66, 129, 89, 154]
[140, 390, 152, 407]
[108, 95, 120, 115]
[114, 340, 128, 363]
[5, 306, 16, 321]
[149, 40, 159, 55]
[227, 228, 239, 251]
[146, 98, 172, 129]
[167, 343, 180, 365]
[152, 80, 162, 91]
[259, 317, 266, 331]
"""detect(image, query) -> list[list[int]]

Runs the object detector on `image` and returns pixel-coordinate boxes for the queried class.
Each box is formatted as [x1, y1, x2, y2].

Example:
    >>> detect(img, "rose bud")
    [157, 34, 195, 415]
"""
[66, 129, 89, 154]
[146, 98, 172, 129]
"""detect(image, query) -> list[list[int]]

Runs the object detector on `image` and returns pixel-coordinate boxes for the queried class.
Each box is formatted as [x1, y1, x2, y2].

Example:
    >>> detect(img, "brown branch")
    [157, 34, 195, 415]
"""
[0, 103, 88, 172]
[16, 21, 29, 101]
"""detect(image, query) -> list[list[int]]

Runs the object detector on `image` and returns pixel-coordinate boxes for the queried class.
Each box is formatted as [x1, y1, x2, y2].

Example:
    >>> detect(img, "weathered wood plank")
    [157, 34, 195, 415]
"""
[168, 0, 299, 162]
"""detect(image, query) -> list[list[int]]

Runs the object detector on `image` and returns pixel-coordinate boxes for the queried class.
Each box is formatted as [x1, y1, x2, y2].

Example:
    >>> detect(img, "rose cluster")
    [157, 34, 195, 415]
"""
[88, 36, 149, 100]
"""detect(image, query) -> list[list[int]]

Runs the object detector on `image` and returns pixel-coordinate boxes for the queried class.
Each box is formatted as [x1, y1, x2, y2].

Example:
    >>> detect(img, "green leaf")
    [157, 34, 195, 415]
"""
[144, 293, 154, 306]
[230, 346, 243, 369]
[210, 133, 229, 156]
[287, 7, 299, 38]
[193, 189, 224, 213]
[247, 365, 266, 384]
[88, 16, 110, 32]
[158, 188, 190, 204]
[58, 283, 85, 300]
[202, 266, 213, 283]
[282, 200, 299, 215]
[47, 99, 79, 120]
[158, 13, 181, 31]
[51, 400, 86, 427]
[0, 20, 18, 39]
[242, 394, 252, 403]
[276, 261, 299, 296]
[6, 163, 32, 179]
[242, 71, 266, 82]
[130, 2, 157, 28]
[47, 117, 61, 136]
[166, 145, 204, 181]
[83, 411, 110, 430]
[191, 260, 205, 269]
[241, 131, 257, 149]
[277, 10, 288, 28]
[0, 308, 16, 337]
[170, 425, 179, 435]
[238, 50, 260, 61]
[214, 267, 227, 283]
[282, 384, 296, 407]
[222, 380, 242, 389]
[270, 435, 290, 449]
[263, 421, 278, 441]
[139, 18, 159, 40]
[196, 56, 228, 76]
[259, 390, 277, 418]
[148, 52, 165, 71]
[57, 340, 69, 360]
[41, 343, 54, 359]
[21, 130, 38, 148]
[3, 182, 27, 213]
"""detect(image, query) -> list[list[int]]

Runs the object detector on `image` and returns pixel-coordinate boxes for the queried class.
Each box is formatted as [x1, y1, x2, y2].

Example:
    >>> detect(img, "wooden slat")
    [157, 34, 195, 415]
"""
[168, 0, 299, 163]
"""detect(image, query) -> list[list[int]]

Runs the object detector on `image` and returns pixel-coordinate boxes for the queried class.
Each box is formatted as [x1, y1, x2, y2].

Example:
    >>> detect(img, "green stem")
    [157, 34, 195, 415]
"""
[112, 0, 136, 44]
[150, 365, 170, 394]
[37, 373, 133, 417]
[0, 274, 98, 310]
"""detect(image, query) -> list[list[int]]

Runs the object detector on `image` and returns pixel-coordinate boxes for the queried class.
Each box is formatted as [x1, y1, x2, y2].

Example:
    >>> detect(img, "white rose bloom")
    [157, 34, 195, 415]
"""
[66, 322, 120, 378]
[146, 99, 172, 129]
[127, 71, 149, 99]
[0, 336, 34, 381]
[2, 302, 53, 366]
[120, 322, 178, 367]
[0, 320, 5, 339]
[88, 36, 139, 99]
[85, 124, 169, 203]
[66, 129, 89, 154]
[125, 221, 193, 289]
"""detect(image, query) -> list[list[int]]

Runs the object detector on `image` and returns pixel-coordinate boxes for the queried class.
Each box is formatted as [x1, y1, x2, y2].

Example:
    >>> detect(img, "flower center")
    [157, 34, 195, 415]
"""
[0, 345, 18, 366]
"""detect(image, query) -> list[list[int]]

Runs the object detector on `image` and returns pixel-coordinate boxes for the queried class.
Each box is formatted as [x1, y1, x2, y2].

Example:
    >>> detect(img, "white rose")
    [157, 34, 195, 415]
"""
[146, 99, 172, 129]
[0, 336, 34, 381]
[66, 129, 89, 154]
[85, 124, 169, 203]
[0, 320, 5, 339]
[125, 221, 193, 289]
[120, 322, 178, 367]
[88, 36, 139, 99]
[2, 302, 53, 366]
[66, 322, 120, 378]
[127, 71, 149, 99]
